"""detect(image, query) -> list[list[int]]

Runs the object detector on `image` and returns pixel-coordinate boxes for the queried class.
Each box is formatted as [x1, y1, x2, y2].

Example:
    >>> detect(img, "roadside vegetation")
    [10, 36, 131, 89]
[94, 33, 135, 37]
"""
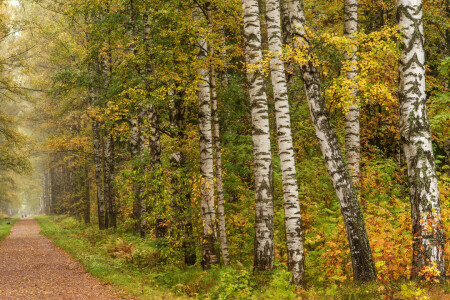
[37, 215, 450, 299]
[0, 216, 18, 242]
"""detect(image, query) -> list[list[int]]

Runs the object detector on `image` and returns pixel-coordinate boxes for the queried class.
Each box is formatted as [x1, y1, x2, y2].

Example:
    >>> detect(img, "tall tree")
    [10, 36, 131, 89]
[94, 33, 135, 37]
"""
[265, 0, 304, 285]
[344, 0, 360, 182]
[287, 0, 376, 282]
[397, 0, 446, 281]
[193, 4, 219, 268]
[210, 47, 230, 266]
[207, 3, 230, 267]
[130, 112, 146, 237]
[242, 0, 275, 271]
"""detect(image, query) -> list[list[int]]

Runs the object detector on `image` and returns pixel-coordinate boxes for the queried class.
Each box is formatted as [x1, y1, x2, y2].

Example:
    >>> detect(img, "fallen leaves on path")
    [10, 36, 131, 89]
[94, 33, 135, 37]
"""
[0, 219, 126, 299]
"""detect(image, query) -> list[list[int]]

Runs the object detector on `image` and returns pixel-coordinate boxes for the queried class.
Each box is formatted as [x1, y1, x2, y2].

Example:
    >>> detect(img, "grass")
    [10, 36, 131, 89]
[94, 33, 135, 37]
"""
[0, 217, 18, 242]
[35, 215, 450, 299]
[35, 215, 182, 299]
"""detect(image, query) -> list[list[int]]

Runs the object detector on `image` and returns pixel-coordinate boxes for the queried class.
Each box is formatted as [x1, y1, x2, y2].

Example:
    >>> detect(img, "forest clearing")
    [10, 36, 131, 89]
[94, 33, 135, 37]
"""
[0, 0, 449, 298]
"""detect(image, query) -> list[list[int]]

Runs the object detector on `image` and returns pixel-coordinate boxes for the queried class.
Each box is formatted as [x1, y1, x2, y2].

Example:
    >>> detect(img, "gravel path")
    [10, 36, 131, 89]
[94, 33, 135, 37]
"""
[0, 219, 123, 299]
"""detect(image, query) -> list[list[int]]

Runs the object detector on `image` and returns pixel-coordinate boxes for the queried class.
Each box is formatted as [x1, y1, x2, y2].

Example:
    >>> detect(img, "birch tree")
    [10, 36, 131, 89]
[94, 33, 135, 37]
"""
[344, 0, 360, 182]
[206, 3, 230, 267]
[242, 0, 275, 271]
[397, 0, 445, 281]
[265, 0, 304, 285]
[287, 0, 376, 282]
[193, 5, 219, 268]
[210, 50, 230, 266]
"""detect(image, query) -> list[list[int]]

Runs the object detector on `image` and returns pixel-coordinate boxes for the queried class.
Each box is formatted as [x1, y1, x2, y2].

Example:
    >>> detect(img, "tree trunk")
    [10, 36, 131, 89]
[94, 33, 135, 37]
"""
[130, 113, 145, 238]
[104, 132, 115, 228]
[265, 0, 304, 285]
[344, 0, 360, 183]
[397, 0, 445, 281]
[193, 5, 219, 269]
[287, 0, 376, 282]
[168, 92, 197, 265]
[142, 13, 165, 238]
[445, 139, 450, 177]
[84, 163, 91, 224]
[92, 119, 106, 230]
[242, 0, 275, 271]
[210, 47, 230, 266]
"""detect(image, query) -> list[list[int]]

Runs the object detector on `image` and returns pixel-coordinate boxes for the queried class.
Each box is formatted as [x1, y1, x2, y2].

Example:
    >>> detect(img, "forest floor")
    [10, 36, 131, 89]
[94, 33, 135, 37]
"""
[33, 215, 450, 300]
[0, 218, 126, 299]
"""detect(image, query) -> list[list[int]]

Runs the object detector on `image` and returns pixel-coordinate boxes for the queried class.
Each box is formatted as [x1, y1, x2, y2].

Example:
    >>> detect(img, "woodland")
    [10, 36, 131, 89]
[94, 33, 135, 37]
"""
[0, 0, 449, 298]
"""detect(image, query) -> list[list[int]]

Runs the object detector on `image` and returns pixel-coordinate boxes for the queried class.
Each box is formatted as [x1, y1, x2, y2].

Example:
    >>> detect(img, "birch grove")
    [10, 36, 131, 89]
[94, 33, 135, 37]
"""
[10, 0, 450, 295]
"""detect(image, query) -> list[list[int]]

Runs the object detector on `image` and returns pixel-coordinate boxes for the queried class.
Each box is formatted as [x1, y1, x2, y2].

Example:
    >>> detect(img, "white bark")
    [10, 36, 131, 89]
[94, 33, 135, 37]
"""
[265, 0, 304, 285]
[193, 5, 219, 268]
[287, 0, 376, 282]
[210, 49, 230, 266]
[344, 0, 360, 182]
[397, 0, 445, 280]
[242, 0, 275, 271]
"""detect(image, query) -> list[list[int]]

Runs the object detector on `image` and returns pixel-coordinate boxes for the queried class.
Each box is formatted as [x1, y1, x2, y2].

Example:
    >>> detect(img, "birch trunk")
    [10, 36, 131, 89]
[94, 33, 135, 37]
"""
[242, 0, 275, 271]
[287, 0, 376, 282]
[193, 5, 219, 268]
[210, 47, 230, 266]
[344, 0, 360, 182]
[265, 0, 304, 285]
[397, 0, 445, 281]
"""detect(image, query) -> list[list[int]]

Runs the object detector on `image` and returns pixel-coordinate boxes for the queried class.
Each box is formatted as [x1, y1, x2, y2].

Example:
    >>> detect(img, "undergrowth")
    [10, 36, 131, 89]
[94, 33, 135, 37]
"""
[35, 215, 450, 299]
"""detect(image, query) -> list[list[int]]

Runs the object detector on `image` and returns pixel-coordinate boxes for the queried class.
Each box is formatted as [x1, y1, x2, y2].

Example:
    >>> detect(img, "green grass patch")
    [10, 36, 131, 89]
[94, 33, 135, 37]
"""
[0, 217, 18, 242]
[35, 216, 450, 299]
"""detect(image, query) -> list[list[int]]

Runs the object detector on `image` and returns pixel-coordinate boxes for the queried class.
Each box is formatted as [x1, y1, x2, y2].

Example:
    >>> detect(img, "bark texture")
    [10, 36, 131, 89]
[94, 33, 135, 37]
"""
[243, 0, 275, 271]
[287, 0, 376, 282]
[193, 5, 219, 268]
[344, 0, 360, 182]
[210, 50, 230, 266]
[265, 0, 304, 285]
[397, 0, 446, 281]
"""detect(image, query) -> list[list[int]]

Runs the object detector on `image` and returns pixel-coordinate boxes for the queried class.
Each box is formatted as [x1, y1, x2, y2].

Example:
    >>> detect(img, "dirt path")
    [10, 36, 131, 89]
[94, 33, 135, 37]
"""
[0, 219, 124, 299]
